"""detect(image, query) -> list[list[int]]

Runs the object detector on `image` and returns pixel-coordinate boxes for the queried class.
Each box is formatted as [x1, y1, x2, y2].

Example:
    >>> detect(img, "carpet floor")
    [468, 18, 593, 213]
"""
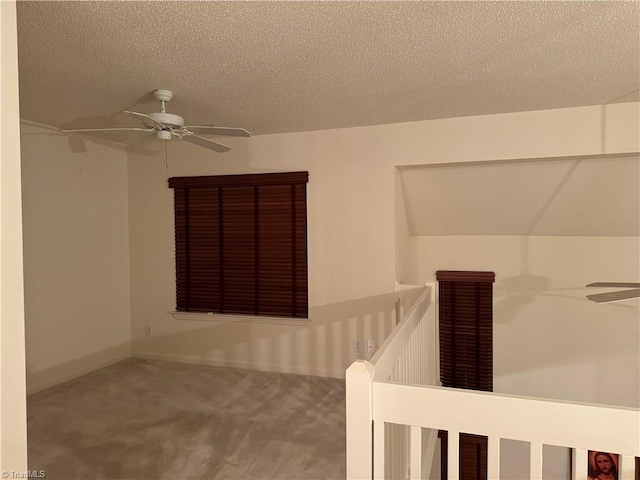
[27, 358, 346, 480]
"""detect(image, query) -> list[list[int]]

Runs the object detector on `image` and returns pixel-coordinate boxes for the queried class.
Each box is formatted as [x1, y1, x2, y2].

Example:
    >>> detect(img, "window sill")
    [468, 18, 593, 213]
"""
[170, 311, 311, 326]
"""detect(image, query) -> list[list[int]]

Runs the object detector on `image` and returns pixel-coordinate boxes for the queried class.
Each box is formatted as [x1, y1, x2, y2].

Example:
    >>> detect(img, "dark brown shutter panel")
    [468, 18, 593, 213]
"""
[437, 270, 495, 392]
[170, 172, 308, 318]
[437, 270, 494, 480]
[439, 432, 488, 480]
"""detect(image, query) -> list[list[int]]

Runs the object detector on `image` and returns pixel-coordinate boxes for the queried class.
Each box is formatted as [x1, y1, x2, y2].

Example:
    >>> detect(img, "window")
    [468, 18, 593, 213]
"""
[168, 172, 309, 318]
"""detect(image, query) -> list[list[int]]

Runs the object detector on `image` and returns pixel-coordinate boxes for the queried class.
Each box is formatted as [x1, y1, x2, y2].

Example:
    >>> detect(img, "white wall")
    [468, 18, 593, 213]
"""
[20, 123, 132, 394]
[1, 0, 27, 470]
[129, 102, 639, 380]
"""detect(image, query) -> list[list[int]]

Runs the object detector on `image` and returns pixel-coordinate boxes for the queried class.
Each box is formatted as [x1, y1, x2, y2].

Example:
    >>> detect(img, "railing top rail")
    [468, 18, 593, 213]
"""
[372, 382, 640, 456]
[370, 284, 432, 381]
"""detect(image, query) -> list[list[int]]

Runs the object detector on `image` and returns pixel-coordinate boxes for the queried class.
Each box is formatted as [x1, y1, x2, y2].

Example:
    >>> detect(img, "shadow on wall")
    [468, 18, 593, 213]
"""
[492, 251, 639, 407]
[132, 291, 400, 379]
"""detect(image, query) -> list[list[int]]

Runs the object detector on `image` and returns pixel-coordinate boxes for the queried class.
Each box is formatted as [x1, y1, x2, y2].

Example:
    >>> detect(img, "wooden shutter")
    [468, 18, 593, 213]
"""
[437, 270, 495, 391]
[439, 432, 488, 480]
[437, 270, 495, 480]
[169, 172, 308, 318]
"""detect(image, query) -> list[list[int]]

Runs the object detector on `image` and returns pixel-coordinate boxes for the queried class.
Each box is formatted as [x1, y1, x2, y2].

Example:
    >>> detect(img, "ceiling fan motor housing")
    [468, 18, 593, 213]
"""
[146, 112, 185, 128]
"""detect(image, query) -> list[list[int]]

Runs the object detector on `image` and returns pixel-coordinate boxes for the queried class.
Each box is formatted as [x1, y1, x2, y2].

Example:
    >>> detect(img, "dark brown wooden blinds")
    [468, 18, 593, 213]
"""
[169, 172, 309, 318]
[437, 270, 495, 480]
[436, 270, 495, 391]
[438, 432, 488, 480]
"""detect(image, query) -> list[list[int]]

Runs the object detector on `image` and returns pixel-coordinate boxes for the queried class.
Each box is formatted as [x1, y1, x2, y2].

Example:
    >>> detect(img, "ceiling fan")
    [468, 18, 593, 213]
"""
[585, 282, 640, 303]
[62, 89, 250, 153]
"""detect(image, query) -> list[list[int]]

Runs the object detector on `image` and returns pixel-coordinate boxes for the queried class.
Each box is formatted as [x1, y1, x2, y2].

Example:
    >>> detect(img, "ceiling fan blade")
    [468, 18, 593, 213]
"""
[182, 134, 231, 153]
[586, 282, 640, 288]
[184, 126, 251, 137]
[586, 288, 640, 303]
[62, 126, 155, 133]
[123, 110, 165, 128]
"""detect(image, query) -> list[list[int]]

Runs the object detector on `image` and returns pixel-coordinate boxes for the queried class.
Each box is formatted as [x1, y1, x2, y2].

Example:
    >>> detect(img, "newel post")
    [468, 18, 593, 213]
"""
[346, 359, 375, 480]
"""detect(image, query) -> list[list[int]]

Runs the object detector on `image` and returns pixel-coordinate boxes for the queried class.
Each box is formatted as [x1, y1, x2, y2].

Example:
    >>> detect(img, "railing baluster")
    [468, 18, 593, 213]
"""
[410, 426, 422, 480]
[374, 420, 385, 480]
[529, 442, 543, 479]
[487, 436, 500, 480]
[571, 448, 587, 480]
[419, 323, 424, 382]
[620, 455, 635, 480]
[448, 430, 460, 480]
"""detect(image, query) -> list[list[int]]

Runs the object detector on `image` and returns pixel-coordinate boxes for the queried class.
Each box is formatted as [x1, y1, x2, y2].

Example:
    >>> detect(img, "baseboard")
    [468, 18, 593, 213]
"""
[132, 351, 346, 379]
[27, 343, 132, 395]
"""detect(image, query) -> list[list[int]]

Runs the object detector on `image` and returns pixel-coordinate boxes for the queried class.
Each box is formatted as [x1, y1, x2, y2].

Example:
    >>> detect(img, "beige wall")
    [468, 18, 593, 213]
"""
[394, 168, 419, 285]
[129, 102, 639, 380]
[20, 123, 132, 394]
[128, 133, 397, 377]
[1, 0, 27, 470]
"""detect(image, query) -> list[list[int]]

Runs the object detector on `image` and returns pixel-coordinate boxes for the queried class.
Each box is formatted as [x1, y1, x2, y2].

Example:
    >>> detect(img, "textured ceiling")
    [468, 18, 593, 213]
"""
[16, 1, 640, 141]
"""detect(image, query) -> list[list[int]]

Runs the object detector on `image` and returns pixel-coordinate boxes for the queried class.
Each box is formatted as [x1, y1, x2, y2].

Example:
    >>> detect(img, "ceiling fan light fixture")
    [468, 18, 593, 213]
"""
[156, 130, 172, 141]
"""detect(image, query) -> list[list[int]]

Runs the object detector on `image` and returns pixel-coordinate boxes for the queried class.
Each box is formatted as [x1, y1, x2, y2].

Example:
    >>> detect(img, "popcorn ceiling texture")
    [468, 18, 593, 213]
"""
[16, 1, 640, 139]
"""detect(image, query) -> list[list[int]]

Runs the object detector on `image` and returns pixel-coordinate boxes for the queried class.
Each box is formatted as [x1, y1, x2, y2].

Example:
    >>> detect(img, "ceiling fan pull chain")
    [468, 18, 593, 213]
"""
[165, 141, 168, 171]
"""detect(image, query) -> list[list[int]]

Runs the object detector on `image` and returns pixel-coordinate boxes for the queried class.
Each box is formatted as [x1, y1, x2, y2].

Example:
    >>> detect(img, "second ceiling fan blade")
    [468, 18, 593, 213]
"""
[586, 282, 640, 288]
[182, 135, 231, 153]
[185, 126, 251, 137]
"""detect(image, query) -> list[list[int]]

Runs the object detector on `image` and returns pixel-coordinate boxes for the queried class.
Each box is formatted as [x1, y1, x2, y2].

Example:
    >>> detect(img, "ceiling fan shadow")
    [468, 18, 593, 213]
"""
[20, 128, 89, 154]
[67, 135, 87, 154]
[538, 290, 639, 309]
[59, 92, 156, 132]
[124, 133, 161, 156]
[493, 273, 551, 324]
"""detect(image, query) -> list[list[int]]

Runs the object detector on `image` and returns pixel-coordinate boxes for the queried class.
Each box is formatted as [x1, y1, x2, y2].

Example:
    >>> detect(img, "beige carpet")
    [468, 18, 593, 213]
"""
[27, 358, 346, 480]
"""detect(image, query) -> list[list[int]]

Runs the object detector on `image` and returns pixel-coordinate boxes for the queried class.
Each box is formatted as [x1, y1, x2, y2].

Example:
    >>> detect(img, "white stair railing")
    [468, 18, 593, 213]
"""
[373, 381, 639, 479]
[346, 282, 640, 480]
[347, 284, 437, 480]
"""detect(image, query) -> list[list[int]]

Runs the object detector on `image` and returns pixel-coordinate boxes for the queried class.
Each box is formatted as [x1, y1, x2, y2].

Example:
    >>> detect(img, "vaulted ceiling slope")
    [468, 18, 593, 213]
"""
[400, 155, 640, 237]
[16, 1, 640, 138]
